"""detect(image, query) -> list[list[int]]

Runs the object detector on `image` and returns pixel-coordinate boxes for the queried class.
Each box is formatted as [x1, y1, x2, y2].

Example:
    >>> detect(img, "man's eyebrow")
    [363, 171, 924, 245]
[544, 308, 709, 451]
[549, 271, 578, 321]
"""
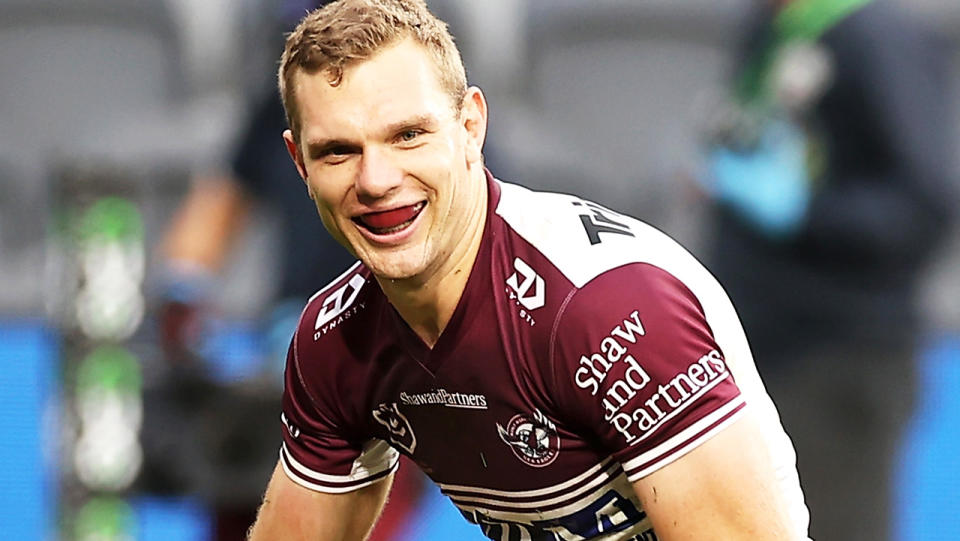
[383, 114, 438, 135]
[304, 138, 358, 156]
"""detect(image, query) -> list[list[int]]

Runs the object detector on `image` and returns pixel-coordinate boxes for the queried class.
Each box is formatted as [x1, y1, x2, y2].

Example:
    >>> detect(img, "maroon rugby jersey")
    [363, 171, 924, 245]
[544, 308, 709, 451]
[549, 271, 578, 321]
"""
[279, 175, 809, 540]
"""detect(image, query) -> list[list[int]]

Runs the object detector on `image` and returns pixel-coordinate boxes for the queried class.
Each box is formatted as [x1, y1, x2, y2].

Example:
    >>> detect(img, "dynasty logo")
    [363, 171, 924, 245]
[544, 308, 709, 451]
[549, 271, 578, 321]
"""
[497, 409, 560, 468]
[314, 274, 366, 340]
[505, 257, 544, 327]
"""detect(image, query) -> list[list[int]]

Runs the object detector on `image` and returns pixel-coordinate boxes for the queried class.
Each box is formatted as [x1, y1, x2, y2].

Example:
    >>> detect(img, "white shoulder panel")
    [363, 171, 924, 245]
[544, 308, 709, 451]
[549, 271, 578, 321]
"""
[495, 180, 701, 290]
[495, 179, 740, 357]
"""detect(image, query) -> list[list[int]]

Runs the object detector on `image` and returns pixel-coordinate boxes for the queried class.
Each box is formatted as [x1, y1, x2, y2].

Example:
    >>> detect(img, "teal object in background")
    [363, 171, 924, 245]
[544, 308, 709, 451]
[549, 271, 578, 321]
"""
[0, 322, 58, 541]
[198, 320, 265, 383]
[896, 335, 960, 539]
[134, 496, 211, 541]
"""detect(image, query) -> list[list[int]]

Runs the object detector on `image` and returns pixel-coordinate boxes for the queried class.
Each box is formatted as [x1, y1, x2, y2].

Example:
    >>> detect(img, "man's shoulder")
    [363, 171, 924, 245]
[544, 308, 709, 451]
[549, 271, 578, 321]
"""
[493, 180, 707, 291]
[296, 261, 382, 346]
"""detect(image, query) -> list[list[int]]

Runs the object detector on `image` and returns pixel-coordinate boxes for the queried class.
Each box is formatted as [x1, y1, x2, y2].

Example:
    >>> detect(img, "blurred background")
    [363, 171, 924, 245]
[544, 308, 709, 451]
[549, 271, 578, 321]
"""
[1, 0, 958, 539]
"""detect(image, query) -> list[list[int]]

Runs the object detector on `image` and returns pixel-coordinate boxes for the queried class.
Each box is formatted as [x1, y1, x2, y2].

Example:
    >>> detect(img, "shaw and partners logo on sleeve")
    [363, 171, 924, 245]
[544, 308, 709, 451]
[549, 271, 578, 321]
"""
[505, 257, 544, 327]
[571, 309, 731, 444]
[314, 274, 367, 340]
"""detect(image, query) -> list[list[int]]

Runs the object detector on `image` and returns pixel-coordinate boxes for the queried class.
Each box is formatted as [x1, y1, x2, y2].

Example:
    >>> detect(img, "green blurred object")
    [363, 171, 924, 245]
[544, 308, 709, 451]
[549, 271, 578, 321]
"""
[74, 497, 136, 541]
[77, 345, 142, 395]
[78, 197, 144, 243]
[736, 0, 873, 106]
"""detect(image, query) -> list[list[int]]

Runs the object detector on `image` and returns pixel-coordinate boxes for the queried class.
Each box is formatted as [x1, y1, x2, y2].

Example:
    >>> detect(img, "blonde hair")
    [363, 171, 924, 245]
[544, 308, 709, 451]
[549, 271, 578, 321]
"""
[278, 0, 467, 143]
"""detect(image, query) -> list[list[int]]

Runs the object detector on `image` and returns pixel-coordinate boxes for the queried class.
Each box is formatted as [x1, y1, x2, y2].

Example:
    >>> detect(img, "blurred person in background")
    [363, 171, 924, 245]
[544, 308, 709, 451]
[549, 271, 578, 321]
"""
[248, 0, 811, 539]
[148, 1, 426, 539]
[698, 0, 957, 539]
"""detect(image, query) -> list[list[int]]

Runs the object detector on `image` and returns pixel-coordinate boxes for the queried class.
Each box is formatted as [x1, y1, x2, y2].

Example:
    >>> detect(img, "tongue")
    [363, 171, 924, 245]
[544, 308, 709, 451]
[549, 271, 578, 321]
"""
[361, 204, 421, 230]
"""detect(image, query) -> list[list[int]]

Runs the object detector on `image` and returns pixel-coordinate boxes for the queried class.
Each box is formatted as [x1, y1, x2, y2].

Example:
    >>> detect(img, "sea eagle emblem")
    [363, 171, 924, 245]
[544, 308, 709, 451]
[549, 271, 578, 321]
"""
[496, 409, 560, 467]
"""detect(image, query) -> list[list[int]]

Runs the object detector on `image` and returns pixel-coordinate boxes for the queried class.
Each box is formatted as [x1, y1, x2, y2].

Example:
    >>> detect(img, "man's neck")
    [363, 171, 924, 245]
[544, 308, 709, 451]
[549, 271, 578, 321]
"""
[376, 168, 489, 349]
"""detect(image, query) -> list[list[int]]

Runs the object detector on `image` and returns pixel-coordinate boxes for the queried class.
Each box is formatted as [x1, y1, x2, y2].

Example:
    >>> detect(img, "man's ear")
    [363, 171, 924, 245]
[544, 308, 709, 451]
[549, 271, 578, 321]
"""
[460, 87, 488, 165]
[283, 129, 309, 181]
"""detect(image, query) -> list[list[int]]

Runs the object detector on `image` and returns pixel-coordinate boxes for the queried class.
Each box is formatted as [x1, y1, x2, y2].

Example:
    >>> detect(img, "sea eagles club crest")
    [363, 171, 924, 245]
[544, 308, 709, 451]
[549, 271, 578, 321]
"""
[497, 409, 560, 467]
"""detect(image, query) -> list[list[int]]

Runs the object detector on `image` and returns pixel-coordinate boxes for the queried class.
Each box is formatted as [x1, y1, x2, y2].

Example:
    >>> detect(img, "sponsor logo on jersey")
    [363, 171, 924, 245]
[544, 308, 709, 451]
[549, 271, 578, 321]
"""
[505, 257, 544, 326]
[573, 200, 635, 245]
[496, 409, 560, 467]
[465, 487, 655, 541]
[281, 412, 300, 439]
[506, 257, 545, 310]
[611, 349, 730, 445]
[574, 309, 648, 397]
[399, 388, 488, 410]
[314, 274, 366, 340]
[570, 309, 731, 444]
[372, 402, 417, 454]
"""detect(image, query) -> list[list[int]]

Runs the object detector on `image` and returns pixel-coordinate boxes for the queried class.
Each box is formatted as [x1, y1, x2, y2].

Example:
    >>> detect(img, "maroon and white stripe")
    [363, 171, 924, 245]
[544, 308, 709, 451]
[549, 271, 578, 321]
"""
[622, 396, 747, 481]
[280, 440, 399, 494]
[439, 459, 633, 519]
[623, 371, 738, 449]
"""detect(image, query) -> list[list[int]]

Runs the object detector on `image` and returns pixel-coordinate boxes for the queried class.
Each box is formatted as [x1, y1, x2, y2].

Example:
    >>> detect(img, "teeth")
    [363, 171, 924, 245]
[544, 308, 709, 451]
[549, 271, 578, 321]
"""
[372, 220, 411, 235]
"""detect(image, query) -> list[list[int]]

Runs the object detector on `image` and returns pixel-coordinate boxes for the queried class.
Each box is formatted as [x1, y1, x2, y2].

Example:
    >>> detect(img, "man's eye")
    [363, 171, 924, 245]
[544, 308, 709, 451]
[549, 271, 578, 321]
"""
[400, 130, 420, 142]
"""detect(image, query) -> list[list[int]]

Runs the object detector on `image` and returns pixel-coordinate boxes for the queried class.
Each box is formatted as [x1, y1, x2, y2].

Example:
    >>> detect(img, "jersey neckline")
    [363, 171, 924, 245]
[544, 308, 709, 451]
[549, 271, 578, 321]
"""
[386, 170, 502, 376]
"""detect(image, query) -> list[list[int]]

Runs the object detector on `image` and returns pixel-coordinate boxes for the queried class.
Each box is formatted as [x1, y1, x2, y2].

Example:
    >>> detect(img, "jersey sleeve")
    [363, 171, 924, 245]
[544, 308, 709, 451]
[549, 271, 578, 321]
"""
[279, 331, 399, 494]
[550, 263, 746, 482]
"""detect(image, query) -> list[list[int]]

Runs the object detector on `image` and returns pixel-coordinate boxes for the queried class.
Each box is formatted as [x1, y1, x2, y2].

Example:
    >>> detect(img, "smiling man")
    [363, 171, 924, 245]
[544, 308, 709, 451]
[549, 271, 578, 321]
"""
[246, 1, 810, 540]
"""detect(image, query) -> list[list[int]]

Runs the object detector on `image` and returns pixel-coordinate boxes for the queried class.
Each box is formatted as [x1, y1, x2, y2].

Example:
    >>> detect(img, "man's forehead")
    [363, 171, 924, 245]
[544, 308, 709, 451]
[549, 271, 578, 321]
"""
[293, 43, 455, 137]
[297, 77, 445, 129]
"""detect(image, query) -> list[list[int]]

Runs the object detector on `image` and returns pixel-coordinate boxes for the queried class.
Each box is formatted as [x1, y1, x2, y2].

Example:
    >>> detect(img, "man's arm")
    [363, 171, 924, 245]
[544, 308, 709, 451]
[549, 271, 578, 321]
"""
[161, 175, 252, 271]
[631, 411, 799, 540]
[248, 460, 394, 541]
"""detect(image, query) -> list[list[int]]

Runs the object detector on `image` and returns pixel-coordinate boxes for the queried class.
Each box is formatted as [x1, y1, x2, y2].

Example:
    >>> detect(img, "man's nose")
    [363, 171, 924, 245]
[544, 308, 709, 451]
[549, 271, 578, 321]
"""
[355, 146, 402, 202]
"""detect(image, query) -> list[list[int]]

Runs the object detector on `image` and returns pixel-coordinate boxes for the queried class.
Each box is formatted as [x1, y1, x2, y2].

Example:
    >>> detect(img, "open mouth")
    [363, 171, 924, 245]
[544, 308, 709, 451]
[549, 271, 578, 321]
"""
[353, 201, 426, 236]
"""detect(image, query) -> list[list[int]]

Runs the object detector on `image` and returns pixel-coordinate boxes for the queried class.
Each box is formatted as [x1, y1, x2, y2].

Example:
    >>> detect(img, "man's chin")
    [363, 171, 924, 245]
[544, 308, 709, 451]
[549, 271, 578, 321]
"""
[360, 252, 428, 283]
